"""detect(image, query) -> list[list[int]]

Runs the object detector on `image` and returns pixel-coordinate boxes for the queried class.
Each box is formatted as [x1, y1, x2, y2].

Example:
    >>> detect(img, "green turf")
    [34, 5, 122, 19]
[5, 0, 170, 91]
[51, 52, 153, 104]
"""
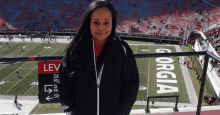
[131, 45, 189, 103]
[0, 43, 27, 56]
[0, 43, 68, 96]
[184, 44, 215, 106]
[0, 43, 17, 53]
[8, 43, 40, 57]
[29, 103, 63, 114]
[124, 40, 153, 44]
[132, 105, 175, 109]
[0, 41, 215, 114]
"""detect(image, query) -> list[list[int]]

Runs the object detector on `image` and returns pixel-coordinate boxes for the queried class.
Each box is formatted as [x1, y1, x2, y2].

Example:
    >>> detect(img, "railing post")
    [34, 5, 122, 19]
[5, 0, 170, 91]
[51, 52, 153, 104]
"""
[174, 96, 179, 112]
[196, 53, 209, 115]
[146, 97, 150, 113]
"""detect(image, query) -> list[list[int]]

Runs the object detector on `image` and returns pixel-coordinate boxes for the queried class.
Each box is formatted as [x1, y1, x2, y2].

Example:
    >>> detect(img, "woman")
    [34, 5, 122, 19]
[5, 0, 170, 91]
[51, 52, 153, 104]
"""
[57, 0, 139, 115]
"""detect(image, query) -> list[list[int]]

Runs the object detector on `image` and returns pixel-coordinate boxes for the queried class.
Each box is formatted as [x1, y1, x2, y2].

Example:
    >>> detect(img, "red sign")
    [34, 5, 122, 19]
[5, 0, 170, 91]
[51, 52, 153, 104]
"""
[38, 60, 62, 74]
[29, 56, 36, 61]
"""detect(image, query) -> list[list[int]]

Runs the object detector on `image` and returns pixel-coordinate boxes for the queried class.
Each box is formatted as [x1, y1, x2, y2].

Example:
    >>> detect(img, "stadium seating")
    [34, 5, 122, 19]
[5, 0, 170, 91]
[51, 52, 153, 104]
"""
[0, 0, 219, 38]
[1, 1, 220, 114]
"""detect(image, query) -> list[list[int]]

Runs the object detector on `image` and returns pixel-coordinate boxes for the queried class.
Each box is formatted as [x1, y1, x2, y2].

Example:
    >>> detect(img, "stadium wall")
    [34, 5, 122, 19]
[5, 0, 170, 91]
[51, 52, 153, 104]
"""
[121, 36, 181, 44]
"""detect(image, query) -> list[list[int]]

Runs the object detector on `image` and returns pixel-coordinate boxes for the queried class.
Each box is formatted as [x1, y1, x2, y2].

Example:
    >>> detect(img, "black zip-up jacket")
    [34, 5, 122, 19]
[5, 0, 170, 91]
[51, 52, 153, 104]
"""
[57, 36, 139, 115]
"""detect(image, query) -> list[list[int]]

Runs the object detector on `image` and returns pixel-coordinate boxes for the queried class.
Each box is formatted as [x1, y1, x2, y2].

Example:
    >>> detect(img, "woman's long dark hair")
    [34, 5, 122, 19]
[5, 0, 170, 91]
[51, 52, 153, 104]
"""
[62, 0, 117, 54]
[61, 0, 117, 77]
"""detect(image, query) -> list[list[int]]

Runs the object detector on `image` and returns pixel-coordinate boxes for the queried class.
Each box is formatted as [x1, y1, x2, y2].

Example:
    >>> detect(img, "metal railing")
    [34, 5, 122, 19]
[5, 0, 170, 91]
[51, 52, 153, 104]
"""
[146, 95, 179, 113]
[1, 51, 220, 115]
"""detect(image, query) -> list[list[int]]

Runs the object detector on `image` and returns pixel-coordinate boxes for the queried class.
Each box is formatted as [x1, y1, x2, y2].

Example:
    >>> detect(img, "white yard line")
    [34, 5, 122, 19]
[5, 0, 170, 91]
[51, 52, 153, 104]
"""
[0, 65, 7, 70]
[147, 45, 151, 98]
[175, 45, 198, 105]
[5, 49, 20, 57]
[0, 43, 42, 74]
[0, 44, 23, 70]
[0, 62, 29, 82]
[129, 44, 179, 47]
[4, 66, 37, 95]
[0, 43, 17, 54]
[18, 68, 37, 96]
[23, 44, 65, 96]
[135, 45, 138, 54]
[33, 104, 42, 115]
[2, 45, 46, 95]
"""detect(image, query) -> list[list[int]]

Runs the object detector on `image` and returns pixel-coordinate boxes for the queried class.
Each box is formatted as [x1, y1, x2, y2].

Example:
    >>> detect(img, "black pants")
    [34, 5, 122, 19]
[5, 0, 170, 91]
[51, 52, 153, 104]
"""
[14, 99, 17, 106]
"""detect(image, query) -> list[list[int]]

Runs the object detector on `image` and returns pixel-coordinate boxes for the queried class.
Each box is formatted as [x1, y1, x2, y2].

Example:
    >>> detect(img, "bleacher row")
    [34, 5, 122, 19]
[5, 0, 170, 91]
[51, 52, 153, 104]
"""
[0, 0, 220, 38]
[203, 26, 220, 75]
[193, 30, 220, 98]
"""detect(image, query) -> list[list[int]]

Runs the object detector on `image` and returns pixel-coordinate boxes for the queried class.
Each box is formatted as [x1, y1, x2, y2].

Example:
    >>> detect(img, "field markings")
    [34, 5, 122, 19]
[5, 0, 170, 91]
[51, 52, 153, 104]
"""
[175, 45, 198, 105]
[2, 44, 45, 95]
[33, 104, 42, 115]
[135, 45, 138, 54]
[147, 45, 151, 98]
[4, 67, 33, 69]
[0, 43, 17, 54]
[3, 44, 48, 94]
[4, 48, 20, 57]
[23, 44, 65, 114]
[3, 66, 37, 95]
[23, 44, 65, 96]
[0, 43, 42, 74]
[129, 44, 179, 47]
[0, 44, 24, 69]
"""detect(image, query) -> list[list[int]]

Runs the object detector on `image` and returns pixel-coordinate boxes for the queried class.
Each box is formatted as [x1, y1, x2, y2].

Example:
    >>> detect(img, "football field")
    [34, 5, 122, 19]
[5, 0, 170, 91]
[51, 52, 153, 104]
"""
[0, 42, 68, 96]
[130, 44, 189, 103]
[0, 41, 214, 114]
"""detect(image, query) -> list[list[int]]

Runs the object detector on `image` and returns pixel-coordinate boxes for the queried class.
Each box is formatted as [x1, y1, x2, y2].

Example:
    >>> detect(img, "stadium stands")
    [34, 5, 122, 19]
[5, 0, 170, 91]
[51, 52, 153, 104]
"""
[0, 0, 219, 38]
[0, 0, 220, 101]
[1, 1, 220, 114]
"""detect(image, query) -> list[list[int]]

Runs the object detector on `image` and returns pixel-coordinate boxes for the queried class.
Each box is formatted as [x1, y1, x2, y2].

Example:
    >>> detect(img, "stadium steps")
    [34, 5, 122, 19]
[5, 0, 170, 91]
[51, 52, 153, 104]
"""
[158, 9, 173, 34]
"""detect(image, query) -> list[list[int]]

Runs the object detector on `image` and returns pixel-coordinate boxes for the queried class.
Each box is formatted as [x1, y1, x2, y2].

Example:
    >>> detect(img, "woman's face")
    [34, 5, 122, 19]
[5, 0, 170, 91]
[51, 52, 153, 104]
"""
[90, 7, 112, 43]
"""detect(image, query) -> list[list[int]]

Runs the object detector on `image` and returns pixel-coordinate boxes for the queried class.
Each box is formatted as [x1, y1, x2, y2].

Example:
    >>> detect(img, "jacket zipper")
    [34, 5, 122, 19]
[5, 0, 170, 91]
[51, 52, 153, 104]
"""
[92, 39, 104, 115]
